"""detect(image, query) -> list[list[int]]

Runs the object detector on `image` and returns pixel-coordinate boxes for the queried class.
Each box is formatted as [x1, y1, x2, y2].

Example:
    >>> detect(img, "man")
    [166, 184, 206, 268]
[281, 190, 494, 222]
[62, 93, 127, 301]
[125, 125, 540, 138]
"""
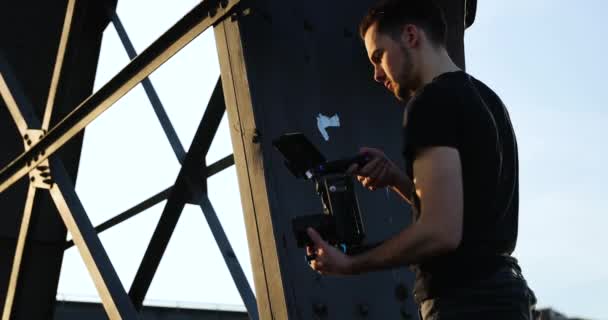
[305, 0, 536, 319]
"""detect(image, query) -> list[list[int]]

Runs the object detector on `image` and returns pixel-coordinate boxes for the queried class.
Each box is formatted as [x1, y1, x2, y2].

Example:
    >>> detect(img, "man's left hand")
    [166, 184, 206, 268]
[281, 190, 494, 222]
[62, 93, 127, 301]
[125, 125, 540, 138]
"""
[306, 228, 355, 275]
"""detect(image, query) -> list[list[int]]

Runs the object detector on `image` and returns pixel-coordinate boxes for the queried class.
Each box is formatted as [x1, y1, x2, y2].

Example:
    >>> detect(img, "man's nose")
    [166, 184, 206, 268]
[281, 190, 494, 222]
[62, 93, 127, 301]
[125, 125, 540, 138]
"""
[373, 66, 386, 83]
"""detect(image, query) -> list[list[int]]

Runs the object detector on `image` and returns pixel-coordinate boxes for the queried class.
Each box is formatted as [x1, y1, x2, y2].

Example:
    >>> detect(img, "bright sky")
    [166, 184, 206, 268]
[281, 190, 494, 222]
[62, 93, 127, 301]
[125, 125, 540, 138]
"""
[57, 1, 608, 319]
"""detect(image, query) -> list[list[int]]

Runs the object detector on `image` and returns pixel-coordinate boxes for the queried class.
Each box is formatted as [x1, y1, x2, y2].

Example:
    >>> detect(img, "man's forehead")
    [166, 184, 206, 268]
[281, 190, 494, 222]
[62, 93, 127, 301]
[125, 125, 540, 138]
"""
[364, 23, 380, 51]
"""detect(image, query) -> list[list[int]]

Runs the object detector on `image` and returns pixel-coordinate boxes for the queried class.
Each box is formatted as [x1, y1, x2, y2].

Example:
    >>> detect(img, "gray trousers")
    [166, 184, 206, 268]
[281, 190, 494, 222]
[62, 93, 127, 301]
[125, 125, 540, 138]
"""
[418, 265, 537, 320]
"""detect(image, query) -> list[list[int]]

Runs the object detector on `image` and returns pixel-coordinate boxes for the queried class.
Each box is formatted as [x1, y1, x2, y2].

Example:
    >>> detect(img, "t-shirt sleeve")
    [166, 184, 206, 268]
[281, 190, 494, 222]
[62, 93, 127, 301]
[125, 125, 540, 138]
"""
[404, 88, 463, 155]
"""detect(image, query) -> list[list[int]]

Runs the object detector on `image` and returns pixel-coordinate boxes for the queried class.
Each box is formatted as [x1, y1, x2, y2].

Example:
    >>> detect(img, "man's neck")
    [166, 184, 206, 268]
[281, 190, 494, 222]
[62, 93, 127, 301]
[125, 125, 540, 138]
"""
[419, 48, 461, 87]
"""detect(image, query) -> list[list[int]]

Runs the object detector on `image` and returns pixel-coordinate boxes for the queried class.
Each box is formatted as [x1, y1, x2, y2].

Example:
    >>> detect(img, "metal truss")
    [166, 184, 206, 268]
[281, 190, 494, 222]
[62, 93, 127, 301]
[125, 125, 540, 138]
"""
[0, 0, 258, 319]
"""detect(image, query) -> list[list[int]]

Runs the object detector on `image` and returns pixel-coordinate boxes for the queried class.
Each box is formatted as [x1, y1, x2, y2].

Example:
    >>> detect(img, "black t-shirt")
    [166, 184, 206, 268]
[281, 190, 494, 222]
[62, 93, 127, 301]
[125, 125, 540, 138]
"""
[402, 71, 520, 303]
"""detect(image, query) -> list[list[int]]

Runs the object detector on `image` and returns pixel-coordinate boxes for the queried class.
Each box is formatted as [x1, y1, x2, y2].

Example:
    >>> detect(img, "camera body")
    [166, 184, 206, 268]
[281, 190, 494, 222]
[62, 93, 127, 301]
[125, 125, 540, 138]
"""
[273, 133, 368, 252]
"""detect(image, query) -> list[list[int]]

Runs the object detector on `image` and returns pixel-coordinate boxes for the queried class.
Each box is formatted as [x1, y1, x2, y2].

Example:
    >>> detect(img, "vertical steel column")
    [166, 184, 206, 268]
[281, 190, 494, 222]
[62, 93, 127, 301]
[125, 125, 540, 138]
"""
[0, 0, 115, 318]
[214, 16, 288, 320]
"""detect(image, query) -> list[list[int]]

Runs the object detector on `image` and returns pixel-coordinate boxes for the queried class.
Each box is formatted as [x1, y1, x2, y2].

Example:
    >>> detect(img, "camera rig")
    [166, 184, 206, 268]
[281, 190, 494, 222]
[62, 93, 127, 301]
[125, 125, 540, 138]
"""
[273, 133, 377, 257]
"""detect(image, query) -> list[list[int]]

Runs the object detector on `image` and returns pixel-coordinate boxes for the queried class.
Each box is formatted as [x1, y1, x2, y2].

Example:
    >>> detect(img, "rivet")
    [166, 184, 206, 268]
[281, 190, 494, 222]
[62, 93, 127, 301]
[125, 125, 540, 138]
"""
[395, 283, 408, 301]
[303, 19, 314, 32]
[313, 303, 327, 316]
[357, 303, 369, 316]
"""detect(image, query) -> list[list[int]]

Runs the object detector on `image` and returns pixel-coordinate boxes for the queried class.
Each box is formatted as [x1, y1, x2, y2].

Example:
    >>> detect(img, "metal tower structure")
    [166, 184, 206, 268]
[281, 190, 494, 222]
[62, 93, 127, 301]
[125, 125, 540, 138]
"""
[0, 0, 476, 319]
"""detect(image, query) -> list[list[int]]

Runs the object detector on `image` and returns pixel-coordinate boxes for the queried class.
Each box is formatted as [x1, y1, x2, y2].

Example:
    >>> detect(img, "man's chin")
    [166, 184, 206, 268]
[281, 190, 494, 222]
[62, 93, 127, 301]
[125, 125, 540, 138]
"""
[393, 88, 410, 102]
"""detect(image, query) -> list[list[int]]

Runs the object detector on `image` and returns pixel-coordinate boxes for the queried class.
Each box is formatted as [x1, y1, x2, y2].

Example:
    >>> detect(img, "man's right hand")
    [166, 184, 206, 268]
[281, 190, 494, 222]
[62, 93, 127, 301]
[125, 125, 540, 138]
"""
[347, 147, 400, 191]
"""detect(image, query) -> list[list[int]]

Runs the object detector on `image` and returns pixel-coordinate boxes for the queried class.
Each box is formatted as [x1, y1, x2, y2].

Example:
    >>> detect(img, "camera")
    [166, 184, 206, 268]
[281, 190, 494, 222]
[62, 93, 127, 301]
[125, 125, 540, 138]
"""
[273, 132, 374, 256]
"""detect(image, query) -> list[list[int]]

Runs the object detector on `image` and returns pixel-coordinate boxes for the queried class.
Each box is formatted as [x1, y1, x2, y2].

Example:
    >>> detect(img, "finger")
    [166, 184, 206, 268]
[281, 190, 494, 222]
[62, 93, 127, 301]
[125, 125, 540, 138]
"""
[359, 157, 382, 176]
[367, 160, 385, 184]
[307, 228, 326, 248]
[362, 177, 376, 190]
[346, 163, 359, 175]
[306, 246, 315, 256]
[361, 176, 369, 188]
[310, 260, 317, 270]
[315, 260, 324, 269]
[374, 164, 389, 188]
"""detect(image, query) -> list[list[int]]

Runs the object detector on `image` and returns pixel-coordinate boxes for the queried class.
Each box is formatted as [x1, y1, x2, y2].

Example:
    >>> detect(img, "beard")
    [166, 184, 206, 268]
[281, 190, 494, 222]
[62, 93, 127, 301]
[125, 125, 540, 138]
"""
[392, 46, 421, 101]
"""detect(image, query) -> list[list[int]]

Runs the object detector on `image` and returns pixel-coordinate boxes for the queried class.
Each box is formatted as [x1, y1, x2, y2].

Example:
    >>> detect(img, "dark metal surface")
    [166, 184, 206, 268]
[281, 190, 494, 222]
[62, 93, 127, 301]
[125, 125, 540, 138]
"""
[214, 1, 469, 318]
[0, 0, 241, 193]
[465, 0, 478, 28]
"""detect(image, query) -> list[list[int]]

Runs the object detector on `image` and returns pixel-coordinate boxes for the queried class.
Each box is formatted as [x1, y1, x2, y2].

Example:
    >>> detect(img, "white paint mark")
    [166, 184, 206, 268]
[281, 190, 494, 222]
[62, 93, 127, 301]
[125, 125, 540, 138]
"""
[316, 113, 340, 141]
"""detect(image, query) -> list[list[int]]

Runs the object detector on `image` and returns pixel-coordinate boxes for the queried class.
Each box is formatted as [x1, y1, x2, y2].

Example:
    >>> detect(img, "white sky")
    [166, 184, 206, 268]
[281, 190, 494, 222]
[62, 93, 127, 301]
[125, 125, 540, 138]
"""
[56, 1, 608, 319]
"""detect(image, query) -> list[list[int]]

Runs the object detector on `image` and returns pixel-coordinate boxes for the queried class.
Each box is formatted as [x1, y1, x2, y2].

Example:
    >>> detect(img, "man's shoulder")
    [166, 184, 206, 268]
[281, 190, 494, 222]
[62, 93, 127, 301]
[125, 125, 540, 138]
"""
[410, 72, 469, 107]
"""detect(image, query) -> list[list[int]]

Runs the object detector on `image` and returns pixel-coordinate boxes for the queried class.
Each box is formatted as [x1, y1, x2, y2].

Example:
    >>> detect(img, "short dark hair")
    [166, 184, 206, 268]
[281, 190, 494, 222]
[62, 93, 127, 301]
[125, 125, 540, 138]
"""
[359, 0, 447, 47]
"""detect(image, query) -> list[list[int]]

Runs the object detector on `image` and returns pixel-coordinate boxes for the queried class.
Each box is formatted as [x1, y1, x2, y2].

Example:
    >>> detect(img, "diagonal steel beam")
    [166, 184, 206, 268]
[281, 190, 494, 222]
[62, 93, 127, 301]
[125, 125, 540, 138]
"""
[195, 194, 259, 320]
[1, 185, 37, 320]
[202, 154, 235, 180]
[64, 186, 172, 250]
[41, 0, 76, 130]
[110, 11, 187, 163]
[49, 159, 138, 319]
[63, 153, 235, 250]
[0, 0, 241, 193]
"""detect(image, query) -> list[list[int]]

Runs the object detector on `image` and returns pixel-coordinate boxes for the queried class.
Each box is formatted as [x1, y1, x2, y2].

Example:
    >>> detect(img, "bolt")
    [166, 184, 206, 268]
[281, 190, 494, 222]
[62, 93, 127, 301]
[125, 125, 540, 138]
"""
[313, 303, 327, 317]
[303, 19, 314, 32]
[357, 303, 369, 316]
[395, 283, 408, 301]
[241, 8, 252, 16]
[252, 129, 261, 144]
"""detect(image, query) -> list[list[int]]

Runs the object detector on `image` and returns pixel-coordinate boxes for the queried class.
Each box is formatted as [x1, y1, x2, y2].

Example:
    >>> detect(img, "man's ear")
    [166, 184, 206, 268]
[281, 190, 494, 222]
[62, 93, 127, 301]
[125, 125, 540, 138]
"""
[400, 24, 420, 48]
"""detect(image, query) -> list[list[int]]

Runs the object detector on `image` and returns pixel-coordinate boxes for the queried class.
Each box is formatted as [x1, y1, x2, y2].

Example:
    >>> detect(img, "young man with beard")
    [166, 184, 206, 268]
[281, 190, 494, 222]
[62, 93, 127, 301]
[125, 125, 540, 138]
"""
[305, 0, 537, 319]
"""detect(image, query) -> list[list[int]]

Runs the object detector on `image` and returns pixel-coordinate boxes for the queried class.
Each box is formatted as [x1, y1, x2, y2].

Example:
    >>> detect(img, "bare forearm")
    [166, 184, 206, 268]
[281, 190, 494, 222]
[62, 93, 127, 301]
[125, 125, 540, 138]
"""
[349, 221, 455, 274]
